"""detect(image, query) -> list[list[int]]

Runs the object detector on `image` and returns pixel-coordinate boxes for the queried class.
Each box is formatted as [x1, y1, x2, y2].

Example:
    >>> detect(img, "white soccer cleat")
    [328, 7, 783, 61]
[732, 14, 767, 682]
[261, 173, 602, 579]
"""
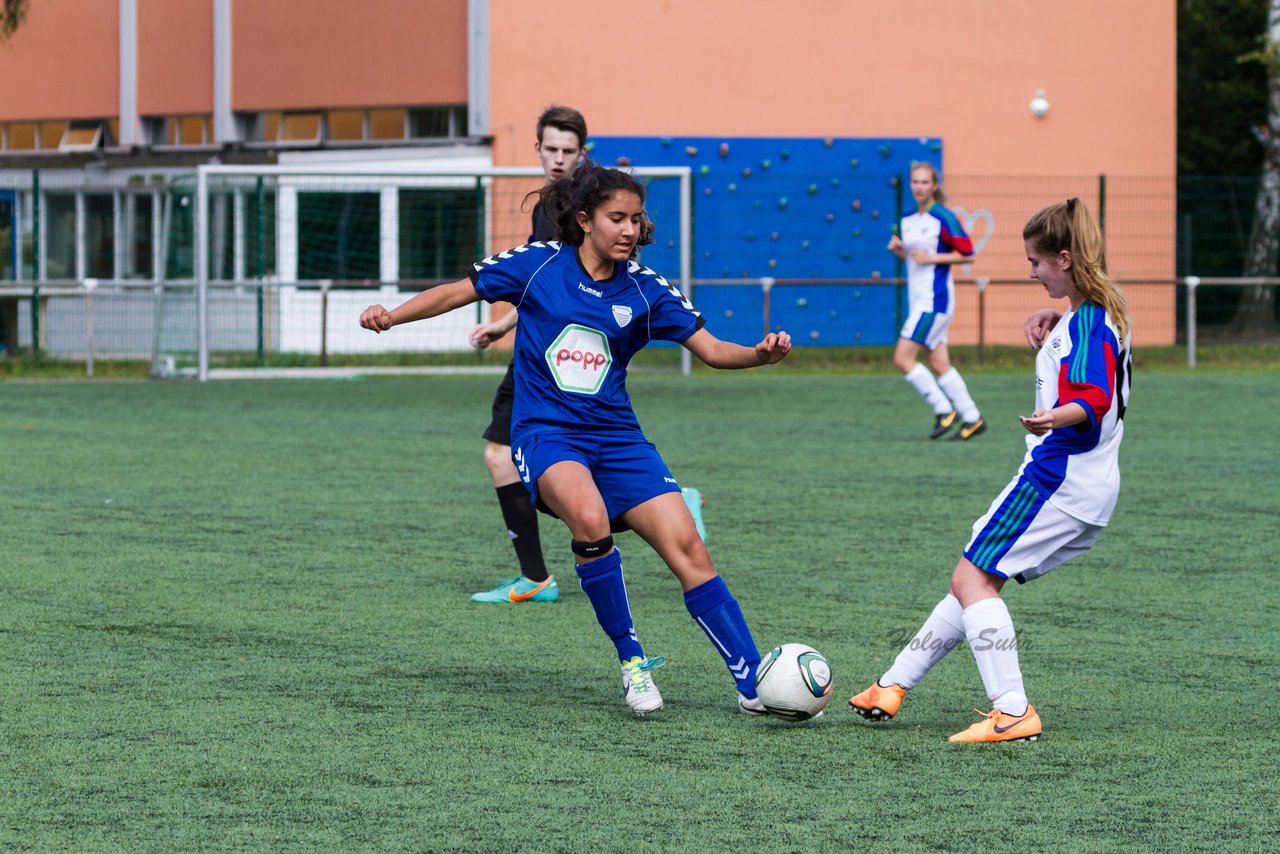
[620, 656, 665, 716]
[738, 693, 768, 716]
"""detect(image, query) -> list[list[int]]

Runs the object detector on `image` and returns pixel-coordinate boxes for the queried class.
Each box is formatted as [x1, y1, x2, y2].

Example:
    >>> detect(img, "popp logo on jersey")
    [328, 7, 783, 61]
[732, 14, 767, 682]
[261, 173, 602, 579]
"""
[545, 324, 612, 394]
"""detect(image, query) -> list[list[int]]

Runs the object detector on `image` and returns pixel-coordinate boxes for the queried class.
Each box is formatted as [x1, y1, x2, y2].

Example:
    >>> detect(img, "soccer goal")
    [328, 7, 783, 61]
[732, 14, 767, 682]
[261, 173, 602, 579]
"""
[165, 164, 693, 380]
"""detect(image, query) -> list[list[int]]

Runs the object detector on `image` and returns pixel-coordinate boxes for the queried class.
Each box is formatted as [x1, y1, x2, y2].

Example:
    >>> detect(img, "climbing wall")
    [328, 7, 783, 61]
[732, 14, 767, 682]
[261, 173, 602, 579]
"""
[589, 135, 943, 345]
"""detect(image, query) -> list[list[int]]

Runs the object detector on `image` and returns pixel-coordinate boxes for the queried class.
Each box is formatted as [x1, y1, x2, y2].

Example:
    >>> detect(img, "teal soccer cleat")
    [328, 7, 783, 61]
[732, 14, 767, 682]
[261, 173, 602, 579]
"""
[470, 575, 559, 603]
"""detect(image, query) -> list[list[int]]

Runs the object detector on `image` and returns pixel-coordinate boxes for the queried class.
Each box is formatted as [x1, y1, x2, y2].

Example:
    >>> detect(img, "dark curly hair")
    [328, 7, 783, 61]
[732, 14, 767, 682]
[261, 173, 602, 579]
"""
[534, 162, 653, 248]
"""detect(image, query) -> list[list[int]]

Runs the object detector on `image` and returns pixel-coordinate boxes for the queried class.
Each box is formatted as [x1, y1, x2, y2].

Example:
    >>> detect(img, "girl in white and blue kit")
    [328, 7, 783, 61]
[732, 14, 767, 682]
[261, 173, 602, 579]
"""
[851, 198, 1132, 743]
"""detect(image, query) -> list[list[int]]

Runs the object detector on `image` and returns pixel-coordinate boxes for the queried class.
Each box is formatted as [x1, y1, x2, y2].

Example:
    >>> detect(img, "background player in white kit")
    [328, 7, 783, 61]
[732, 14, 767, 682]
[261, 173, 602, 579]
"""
[850, 198, 1132, 742]
[888, 162, 986, 440]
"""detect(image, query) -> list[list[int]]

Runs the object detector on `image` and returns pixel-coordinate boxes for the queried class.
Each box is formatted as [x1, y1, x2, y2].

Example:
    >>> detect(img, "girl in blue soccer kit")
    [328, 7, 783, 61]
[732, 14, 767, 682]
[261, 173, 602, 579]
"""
[850, 198, 1132, 742]
[360, 165, 792, 717]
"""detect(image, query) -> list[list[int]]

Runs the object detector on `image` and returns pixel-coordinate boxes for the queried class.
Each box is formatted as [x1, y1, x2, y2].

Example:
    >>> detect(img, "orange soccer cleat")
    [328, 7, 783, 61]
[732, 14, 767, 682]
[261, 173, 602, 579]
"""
[848, 682, 907, 721]
[947, 705, 1042, 743]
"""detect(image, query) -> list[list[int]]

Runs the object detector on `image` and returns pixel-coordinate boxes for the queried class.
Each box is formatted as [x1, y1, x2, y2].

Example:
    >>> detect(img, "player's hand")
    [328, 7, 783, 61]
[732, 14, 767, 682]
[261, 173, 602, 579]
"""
[359, 304, 394, 333]
[1019, 409, 1055, 436]
[755, 331, 792, 365]
[468, 321, 509, 349]
[887, 235, 905, 258]
[1023, 309, 1062, 348]
[909, 249, 933, 264]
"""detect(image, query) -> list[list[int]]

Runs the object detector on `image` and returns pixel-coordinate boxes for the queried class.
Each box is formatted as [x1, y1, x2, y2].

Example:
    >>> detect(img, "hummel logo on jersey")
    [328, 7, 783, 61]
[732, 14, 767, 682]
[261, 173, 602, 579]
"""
[612, 305, 634, 328]
[578, 283, 603, 298]
[1050, 337, 1062, 351]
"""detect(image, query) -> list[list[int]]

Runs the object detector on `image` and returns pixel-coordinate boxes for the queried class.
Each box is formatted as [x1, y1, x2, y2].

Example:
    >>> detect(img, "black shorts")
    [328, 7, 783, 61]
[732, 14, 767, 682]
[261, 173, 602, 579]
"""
[482, 363, 516, 446]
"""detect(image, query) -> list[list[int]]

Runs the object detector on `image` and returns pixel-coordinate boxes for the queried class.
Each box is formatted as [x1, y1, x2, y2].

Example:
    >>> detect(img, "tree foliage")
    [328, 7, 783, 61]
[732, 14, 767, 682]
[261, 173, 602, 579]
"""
[1, 0, 28, 41]
[1178, 0, 1270, 175]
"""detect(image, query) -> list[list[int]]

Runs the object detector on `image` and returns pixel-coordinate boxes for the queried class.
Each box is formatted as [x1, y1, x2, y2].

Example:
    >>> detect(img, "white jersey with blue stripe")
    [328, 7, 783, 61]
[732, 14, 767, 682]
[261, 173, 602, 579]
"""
[899, 203, 974, 315]
[1020, 303, 1131, 526]
[469, 241, 704, 444]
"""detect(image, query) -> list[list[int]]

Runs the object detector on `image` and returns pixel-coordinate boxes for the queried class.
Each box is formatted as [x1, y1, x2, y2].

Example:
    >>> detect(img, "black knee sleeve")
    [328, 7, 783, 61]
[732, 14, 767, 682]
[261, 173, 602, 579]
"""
[572, 536, 615, 559]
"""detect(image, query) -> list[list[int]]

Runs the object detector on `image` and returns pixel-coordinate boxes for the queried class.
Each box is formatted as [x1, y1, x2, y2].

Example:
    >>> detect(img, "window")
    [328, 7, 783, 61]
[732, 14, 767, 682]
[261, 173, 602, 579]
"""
[145, 115, 213, 147]
[259, 112, 282, 143]
[5, 123, 37, 150]
[280, 113, 322, 144]
[44, 194, 76, 279]
[326, 110, 364, 141]
[409, 105, 467, 139]
[59, 120, 104, 152]
[40, 122, 68, 150]
[85, 194, 114, 279]
[368, 108, 406, 140]
[123, 193, 154, 279]
[179, 115, 208, 146]
[297, 192, 380, 281]
[399, 189, 479, 280]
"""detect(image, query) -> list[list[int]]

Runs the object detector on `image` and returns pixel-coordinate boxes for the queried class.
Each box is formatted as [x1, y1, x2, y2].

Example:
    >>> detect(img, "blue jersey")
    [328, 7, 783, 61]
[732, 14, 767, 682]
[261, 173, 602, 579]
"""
[469, 241, 704, 444]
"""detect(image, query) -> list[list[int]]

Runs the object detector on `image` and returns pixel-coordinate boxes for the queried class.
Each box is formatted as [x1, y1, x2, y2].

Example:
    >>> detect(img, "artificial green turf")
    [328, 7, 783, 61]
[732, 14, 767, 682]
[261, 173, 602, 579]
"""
[1, 370, 1277, 851]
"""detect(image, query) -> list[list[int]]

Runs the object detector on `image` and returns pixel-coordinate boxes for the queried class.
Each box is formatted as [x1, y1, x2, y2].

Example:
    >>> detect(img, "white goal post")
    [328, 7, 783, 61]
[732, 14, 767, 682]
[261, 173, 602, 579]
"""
[189, 163, 693, 380]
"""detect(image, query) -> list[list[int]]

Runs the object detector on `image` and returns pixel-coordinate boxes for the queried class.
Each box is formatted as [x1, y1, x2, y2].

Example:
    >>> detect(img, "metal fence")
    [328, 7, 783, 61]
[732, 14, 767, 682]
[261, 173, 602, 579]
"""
[3, 168, 1278, 373]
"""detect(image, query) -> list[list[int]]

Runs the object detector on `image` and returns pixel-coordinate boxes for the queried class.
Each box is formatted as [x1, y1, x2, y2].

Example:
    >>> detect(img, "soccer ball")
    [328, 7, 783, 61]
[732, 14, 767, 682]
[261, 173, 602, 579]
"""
[754, 643, 833, 721]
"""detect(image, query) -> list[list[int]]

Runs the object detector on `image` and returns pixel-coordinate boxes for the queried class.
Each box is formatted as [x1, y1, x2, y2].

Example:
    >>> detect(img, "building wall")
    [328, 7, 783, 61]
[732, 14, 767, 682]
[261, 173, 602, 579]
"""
[0, 0, 119, 121]
[231, 0, 467, 111]
[138, 0, 214, 116]
[487, 0, 1176, 178]
[487, 0, 1177, 345]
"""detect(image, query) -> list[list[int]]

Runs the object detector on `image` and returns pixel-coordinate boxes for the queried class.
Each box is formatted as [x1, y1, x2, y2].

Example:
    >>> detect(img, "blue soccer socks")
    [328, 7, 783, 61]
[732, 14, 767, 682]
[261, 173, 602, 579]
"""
[684, 575, 761, 698]
[575, 549, 645, 663]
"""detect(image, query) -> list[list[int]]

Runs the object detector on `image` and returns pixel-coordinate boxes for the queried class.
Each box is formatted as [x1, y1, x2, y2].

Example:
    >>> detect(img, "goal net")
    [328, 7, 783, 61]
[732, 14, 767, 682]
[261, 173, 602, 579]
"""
[156, 165, 691, 379]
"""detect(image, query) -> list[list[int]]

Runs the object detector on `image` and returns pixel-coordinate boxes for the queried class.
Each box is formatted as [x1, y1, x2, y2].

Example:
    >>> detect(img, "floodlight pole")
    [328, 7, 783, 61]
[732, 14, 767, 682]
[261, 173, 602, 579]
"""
[196, 166, 209, 381]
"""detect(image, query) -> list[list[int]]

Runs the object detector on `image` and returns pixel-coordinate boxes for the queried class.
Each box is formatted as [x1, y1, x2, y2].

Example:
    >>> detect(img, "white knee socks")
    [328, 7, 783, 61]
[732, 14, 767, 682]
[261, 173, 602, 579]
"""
[905, 364, 952, 416]
[881, 594, 966, 690]
[962, 597, 1028, 715]
[937, 368, 981, 423]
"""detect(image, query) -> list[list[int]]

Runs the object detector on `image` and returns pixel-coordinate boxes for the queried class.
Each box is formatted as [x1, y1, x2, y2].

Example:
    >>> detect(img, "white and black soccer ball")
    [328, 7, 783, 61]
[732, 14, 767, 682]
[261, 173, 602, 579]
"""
[754, 643, 833, 721]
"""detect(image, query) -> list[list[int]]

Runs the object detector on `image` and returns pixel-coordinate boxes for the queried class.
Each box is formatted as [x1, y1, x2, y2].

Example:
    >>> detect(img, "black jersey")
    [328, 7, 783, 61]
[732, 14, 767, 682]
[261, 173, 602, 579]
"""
[530, 203, 556, 243]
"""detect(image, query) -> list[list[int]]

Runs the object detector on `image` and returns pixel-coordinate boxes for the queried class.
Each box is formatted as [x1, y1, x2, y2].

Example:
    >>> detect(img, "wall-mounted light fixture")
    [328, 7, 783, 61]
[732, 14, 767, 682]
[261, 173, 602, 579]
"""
[1030, 88, 1050, 119]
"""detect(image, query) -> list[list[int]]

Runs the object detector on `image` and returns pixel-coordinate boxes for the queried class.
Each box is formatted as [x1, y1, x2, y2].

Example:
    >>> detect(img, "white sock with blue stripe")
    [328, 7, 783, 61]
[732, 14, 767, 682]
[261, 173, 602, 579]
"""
[962, 597, 1028, 716]
[881, 594, 966, 690]
[905, 364, 952, 415]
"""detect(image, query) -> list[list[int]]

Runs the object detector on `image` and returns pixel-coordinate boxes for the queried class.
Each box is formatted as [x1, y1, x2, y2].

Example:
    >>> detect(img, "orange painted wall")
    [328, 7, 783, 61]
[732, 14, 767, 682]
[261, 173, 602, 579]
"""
[488, 0, 1177, 345]
[488, 0, 1175, 177]
[231, 0, 467, 111]
[137, 0, 213, 116]
[0, 0, 119, 121]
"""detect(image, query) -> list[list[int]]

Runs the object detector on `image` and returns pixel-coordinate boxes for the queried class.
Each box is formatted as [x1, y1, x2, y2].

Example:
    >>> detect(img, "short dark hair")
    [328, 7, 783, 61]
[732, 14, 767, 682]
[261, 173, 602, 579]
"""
[536, 104, 588, 148]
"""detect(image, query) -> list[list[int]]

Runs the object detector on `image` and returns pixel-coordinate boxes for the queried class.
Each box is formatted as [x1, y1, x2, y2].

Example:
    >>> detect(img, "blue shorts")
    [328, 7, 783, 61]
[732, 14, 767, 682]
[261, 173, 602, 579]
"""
[512, 430, 681, 530]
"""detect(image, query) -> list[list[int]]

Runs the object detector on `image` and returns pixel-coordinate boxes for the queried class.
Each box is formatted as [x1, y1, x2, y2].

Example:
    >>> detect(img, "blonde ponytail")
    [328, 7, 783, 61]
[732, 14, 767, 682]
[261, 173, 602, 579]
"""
[1023, 198, 1131, 344]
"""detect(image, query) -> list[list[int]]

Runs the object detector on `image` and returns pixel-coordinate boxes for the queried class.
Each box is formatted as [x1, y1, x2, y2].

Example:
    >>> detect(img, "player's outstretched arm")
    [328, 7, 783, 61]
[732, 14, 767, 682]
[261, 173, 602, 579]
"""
[682, 327, 792, 369]
[360, 278, 480, 333]
[469, 307, 518, 349]
[1023, 308, 1063, 348]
